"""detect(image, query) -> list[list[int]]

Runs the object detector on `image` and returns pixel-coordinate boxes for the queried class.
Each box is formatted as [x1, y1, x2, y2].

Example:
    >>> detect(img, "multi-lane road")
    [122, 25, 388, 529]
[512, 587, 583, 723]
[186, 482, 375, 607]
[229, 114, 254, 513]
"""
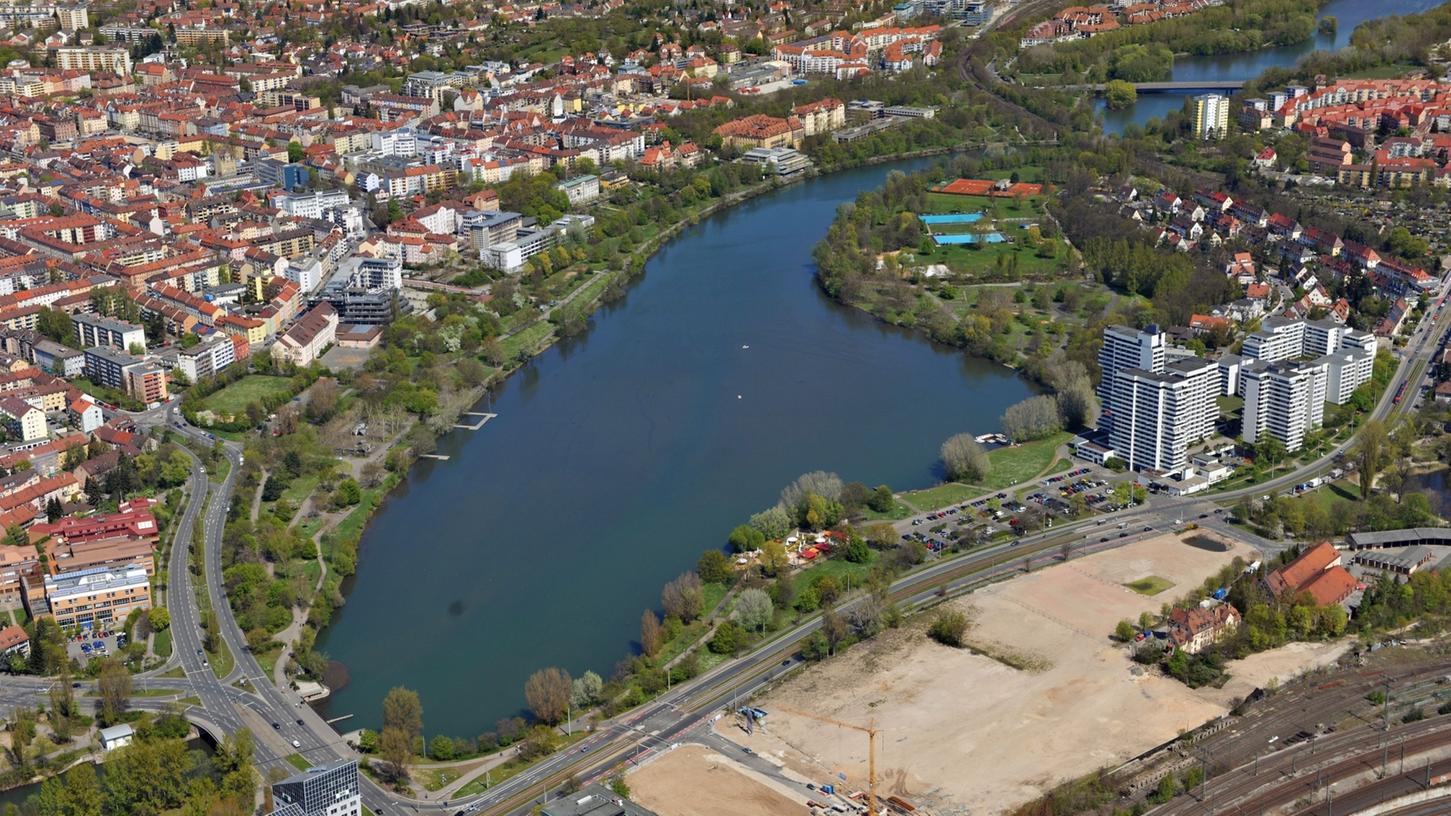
[6, 277, 1444, 813]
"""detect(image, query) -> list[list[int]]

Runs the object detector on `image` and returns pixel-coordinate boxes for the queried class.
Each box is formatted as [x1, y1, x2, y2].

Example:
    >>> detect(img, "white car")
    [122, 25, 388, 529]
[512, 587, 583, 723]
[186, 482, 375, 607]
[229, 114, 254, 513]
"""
[292, 739, 301, 749]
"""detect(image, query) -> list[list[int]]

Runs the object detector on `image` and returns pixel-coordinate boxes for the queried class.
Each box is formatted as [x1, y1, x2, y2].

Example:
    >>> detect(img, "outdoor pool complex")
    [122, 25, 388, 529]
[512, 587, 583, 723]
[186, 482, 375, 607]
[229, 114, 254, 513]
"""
[920, 212, 984, 225]
[934, 233, 1006, 245]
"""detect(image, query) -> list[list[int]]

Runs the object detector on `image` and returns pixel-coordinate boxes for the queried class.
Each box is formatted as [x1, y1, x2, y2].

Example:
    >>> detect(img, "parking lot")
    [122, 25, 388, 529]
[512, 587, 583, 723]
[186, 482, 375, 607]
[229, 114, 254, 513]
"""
[902, 464, 1143, 552]
[65, 630, 128, 662]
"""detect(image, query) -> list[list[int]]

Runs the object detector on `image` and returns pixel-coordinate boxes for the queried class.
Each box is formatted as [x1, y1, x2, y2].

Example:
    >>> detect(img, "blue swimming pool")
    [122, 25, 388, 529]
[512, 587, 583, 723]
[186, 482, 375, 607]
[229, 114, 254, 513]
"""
[920, 212, 984, 225]
[934, 232, 1005, 245]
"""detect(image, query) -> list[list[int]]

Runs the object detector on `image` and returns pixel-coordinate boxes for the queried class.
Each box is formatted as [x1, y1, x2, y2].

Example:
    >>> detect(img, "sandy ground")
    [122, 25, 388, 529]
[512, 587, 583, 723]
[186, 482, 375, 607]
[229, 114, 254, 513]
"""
[627, 744, 811, 816]
[716, 532, 1346, 815]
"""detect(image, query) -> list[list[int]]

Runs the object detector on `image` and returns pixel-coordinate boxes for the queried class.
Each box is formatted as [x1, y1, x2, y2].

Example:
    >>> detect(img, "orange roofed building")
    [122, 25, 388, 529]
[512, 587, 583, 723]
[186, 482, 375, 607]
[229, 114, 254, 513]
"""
[1262, 541, 1358, 607]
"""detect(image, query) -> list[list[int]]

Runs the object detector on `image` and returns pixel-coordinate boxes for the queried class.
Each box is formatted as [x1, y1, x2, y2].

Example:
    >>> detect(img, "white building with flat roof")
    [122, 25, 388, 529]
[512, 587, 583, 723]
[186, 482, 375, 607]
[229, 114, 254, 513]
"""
[1241, 360, 1326, 452]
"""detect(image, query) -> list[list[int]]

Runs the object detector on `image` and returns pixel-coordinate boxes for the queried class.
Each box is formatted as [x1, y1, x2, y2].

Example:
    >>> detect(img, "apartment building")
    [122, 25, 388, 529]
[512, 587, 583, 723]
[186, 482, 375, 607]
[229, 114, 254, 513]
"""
[41, 564, 150, 629]
[1097, 324, 1166, 407]
[176, 333, 236, 382]
[73, 313, 146, 352]
[55, 47, 133, 76]
[0, 397, 46, 442]
[1242, 318, 1376, 404]
[1193, 93, 1229, 140]
[268, 760, 361, 816]
[272, 303, 338, 367]
[1241, 360, 1326, 452]
[1107, 357, 1217, 473]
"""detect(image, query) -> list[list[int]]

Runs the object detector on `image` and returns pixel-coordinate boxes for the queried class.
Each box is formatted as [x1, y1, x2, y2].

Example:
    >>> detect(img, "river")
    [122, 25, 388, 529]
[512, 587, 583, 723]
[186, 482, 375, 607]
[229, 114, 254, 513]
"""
[1096, 0, 1445, 134]
[315, 158, 1041, 735]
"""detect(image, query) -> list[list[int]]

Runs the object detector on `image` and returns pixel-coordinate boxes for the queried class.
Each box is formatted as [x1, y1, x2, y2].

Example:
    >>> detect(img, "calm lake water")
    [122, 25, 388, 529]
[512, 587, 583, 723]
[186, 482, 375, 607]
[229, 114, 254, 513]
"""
[1096, 0, 1445, 134]
[315, 158, 1041, 735]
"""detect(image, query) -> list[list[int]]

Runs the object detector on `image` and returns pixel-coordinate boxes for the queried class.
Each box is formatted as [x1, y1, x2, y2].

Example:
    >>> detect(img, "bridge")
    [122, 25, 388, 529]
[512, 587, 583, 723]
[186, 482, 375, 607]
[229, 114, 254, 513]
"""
[1049, 79, 1247, 93]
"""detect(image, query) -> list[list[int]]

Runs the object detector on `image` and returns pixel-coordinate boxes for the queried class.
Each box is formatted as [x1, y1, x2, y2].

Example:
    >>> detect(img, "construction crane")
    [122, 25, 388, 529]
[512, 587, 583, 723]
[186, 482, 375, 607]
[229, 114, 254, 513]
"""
[774, 705, 880, 816]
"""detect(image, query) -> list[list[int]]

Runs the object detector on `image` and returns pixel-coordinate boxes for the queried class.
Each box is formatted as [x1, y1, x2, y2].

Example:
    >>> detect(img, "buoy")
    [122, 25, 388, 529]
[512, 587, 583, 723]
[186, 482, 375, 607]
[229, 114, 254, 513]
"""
[737, 394, 742, 399]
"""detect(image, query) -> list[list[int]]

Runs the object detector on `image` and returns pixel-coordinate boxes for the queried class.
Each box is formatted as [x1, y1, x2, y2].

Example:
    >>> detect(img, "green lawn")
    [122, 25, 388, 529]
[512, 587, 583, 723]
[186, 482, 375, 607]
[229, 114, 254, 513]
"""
[1297, 479, 1362, 513]
[153, 628, 172, 658]
[1125, 575, 1174, 596]
[201, 375, 296, 417]
[280, 475, 320, 507]
[981, 432, 1071, 490]
[416, 766, 464, 792]
[900, 433, 1069, 510]
[1217, 395, 1244, 417]
[285, 753, 311, 771]
[901, 482, 983, 512]
[791, 555, 873, 597]
[924, 191, 1044, 220]
[499, 321, 554, 360]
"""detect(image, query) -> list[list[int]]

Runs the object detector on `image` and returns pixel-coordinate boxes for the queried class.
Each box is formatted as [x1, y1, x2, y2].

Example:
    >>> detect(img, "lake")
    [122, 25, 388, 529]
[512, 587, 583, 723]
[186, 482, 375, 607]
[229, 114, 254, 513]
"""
[1097, 0, 1445, 134]
[315, 158, 1041, 736]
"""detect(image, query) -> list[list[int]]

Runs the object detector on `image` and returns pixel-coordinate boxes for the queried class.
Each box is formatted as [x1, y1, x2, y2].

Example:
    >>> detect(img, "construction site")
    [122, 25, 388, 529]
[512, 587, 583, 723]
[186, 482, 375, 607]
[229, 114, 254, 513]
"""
[668, 531, 1356, 816]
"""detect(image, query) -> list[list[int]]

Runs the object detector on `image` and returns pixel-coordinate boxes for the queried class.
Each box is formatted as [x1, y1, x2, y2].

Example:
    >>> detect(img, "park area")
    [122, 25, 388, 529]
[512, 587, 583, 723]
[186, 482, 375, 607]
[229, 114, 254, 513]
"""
[628, 745, 810, 816]
[199, 374, 296, 419]
[717, 531, 1347, 814]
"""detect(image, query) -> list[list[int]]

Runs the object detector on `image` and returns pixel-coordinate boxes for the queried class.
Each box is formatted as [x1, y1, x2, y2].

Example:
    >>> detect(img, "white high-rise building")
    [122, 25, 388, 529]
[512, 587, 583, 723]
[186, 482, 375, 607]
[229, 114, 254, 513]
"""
[1241, 318, 1375, 405]
[1241, 360, 1327, 452]
[1108, 358, 1217, 473]
[1097, 324, 1166, 407]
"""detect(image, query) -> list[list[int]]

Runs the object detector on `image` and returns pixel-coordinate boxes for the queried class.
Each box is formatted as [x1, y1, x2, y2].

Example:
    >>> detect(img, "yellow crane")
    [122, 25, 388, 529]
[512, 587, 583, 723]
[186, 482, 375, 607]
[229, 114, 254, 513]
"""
[774, 706, 881, 816]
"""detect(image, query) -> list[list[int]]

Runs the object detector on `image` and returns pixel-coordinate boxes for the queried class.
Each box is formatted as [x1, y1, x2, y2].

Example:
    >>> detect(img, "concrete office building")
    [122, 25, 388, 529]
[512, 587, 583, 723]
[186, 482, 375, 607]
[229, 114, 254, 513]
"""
[1241, 360, 1326, 452]
[41, 565, 150, 629]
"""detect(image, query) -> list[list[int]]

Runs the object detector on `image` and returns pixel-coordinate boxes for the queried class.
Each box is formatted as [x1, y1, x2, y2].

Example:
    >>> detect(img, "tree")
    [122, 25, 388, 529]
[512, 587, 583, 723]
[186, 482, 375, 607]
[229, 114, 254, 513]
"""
[1114, 619, 1137, 642]
[709, 620, 745, 654]
[524, 667, 572, 724]
[867, 485, 895, 513]
[697, 549, 733, 584]
[379, 726, 412, 779]
[747, 506, 792, 540]
[661, 572, 705, 622]
[97, 657, 131, 724]
[928, 608, 969, 647]
[941, 433, 990, 483]
[760, 540, 788, 577]
[1354, 419, 1388, 498]
[1000, 395, 1063, 442]
[779, 471, 843, 510]
[37, 762, 103, 816]
[382, 687, 423, 749]
[1104, 79, 1138, 110]
[727, 524, 764, 553]
[570, 671, 603, 708]
[640, 609, 663, 657]
[735, 588, 774, 632]
[429, 734, 456, 760]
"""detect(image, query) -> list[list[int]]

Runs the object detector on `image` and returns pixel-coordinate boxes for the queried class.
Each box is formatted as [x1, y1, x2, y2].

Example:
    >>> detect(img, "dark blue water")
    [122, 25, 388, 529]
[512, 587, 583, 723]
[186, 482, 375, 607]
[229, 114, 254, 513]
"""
[316, 159, 1040, 735]
[1097, 0, 1444, 134]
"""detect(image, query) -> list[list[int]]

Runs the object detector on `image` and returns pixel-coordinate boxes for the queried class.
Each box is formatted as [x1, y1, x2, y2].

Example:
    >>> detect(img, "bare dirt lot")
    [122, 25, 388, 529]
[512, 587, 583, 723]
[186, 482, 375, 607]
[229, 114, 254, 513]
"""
[627, 744, 811, 816]
[717, 532, 1346, 815]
